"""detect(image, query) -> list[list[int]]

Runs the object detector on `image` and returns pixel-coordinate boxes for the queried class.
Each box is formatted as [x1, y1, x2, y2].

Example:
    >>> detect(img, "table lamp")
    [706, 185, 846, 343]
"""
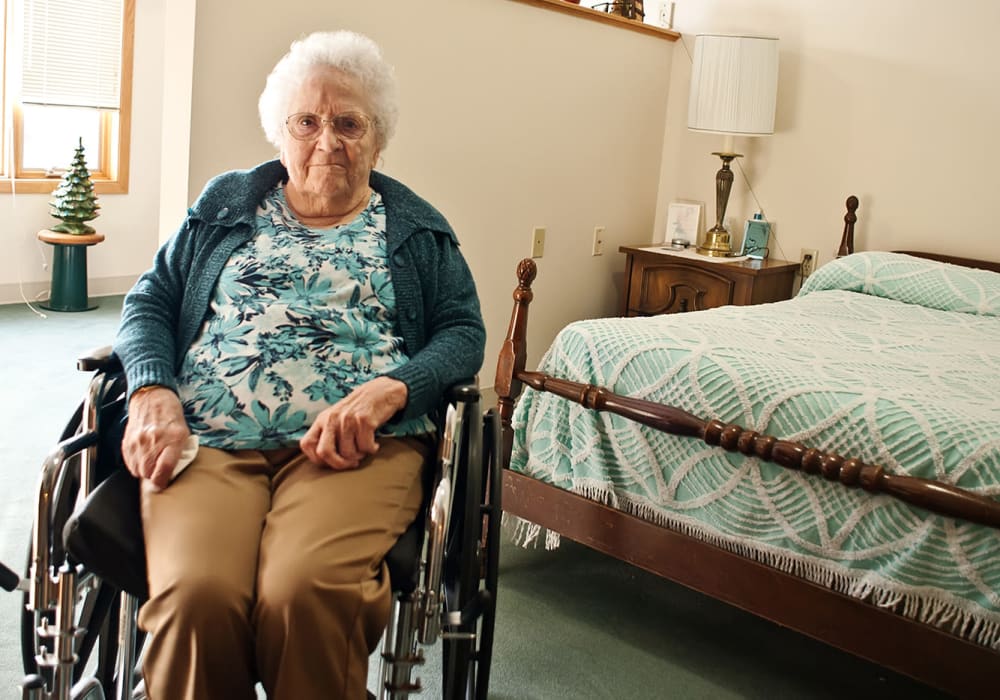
[687, 34, 779, 256]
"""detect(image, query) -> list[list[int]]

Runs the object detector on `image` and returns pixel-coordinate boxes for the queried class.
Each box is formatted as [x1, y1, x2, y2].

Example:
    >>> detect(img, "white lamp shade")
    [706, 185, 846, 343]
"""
[688, 34, 779, 136]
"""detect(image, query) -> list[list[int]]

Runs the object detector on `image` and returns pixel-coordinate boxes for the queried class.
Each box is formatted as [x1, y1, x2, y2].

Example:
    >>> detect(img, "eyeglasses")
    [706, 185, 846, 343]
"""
[284, 112, 373, 141]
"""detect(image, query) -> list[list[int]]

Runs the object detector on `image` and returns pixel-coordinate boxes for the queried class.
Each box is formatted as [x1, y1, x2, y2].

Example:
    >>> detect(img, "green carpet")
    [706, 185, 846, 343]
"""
[0, 297, 950, 698]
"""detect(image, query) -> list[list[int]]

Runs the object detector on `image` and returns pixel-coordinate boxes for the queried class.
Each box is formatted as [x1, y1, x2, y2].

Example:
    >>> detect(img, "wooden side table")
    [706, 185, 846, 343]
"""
[619, 245, 799, 316]
[37, 230, 106, 312]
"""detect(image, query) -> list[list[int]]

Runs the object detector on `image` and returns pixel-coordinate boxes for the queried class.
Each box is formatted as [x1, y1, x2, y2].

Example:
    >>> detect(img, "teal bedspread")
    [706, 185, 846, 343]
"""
[510, 252, 1000, 648]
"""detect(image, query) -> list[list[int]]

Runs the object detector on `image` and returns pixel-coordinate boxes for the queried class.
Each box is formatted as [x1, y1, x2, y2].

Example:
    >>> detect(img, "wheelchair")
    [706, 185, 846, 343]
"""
[0, 348, 502, 700]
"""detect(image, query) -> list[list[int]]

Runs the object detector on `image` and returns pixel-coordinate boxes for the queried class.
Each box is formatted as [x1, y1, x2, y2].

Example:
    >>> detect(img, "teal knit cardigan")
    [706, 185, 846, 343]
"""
[114, 159, 485, 422]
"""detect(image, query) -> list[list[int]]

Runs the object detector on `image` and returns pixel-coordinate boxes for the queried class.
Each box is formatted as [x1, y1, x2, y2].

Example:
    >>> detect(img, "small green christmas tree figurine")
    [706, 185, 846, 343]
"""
[49, 138, 100, 235]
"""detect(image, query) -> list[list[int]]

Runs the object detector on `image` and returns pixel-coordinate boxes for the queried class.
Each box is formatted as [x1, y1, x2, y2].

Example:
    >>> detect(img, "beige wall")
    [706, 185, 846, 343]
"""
[186, 0, 676, 378]
[656, 0, 1000, 267]
[157, 0, 197, 252]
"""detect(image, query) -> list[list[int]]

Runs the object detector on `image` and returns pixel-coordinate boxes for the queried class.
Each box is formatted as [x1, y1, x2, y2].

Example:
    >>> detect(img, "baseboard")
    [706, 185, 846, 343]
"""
[0, 275, 137, 306]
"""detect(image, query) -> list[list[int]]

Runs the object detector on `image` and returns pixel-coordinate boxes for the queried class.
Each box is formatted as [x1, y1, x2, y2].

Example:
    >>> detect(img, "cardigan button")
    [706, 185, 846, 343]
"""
[392, 252, 407, 266]
[216, 207, 230, 220]
[406, 309, 417, 320]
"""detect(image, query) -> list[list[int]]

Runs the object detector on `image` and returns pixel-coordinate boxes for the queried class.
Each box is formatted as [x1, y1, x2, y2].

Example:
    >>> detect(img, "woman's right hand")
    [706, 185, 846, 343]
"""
[121, 386, 190, 490]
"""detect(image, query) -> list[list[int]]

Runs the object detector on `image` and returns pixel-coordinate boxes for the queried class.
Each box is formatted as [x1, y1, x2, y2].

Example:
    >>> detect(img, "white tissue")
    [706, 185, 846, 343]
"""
[170, 435, 200, 481]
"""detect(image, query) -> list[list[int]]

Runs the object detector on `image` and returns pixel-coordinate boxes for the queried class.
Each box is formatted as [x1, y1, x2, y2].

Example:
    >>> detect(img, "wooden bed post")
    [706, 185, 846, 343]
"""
[836, 195, 859, 257]
[494, 258, 536, 465]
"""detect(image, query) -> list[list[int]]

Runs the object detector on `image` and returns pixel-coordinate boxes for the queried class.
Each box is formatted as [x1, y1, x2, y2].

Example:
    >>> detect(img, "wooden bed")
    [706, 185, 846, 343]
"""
[493, 197, 1000, 697]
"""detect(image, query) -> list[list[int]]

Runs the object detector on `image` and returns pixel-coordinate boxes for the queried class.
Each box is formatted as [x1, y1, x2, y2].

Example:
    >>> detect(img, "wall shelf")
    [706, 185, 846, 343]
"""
[509, 0, 680, 41]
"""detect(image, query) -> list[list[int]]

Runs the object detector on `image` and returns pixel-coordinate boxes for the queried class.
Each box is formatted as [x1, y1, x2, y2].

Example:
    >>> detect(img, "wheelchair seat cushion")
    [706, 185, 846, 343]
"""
[63, 468, 149, 600]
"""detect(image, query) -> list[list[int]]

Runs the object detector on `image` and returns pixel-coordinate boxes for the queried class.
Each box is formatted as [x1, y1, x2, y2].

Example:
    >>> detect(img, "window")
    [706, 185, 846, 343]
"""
[1, 0, 134, 193]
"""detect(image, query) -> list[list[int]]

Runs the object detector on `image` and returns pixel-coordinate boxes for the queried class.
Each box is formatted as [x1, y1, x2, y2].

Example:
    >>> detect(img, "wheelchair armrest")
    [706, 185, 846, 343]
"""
[445, 381, 479, 404]
[77, 346, 121, 374]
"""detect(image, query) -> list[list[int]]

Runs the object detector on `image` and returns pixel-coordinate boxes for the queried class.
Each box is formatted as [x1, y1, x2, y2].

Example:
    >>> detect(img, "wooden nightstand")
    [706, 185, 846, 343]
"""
[619, 245, 799, 316]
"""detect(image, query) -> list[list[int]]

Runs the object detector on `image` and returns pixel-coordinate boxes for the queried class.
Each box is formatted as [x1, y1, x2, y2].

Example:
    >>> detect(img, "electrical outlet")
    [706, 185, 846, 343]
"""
[660, 1, 675, 29]
[531, 227, 546, 258]
[800, 248, 819, 278]
[592, 226, 605, 256]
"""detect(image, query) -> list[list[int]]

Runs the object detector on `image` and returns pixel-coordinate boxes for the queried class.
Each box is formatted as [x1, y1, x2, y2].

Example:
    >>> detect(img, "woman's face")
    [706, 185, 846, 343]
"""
[280, 66, 379, 211]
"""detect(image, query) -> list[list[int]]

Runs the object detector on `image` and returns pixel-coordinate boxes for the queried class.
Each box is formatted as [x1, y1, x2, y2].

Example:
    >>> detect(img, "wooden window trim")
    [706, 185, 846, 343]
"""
[508, 0, 680, 41]
[0, 0, 134, 195]
[12, 106, 113, 177]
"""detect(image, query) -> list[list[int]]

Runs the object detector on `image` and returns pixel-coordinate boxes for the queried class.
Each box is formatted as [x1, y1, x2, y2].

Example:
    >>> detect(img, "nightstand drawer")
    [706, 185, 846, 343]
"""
[630, 262, 734, 315]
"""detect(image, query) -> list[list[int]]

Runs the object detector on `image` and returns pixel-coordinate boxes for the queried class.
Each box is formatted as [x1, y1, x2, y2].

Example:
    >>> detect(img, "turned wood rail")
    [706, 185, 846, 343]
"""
[495, 256, 1000, 530]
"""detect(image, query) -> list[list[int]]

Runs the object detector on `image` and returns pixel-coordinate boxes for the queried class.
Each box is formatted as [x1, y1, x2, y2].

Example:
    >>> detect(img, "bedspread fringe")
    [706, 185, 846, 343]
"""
[502, 512, 561, 550]
[504, 481, 1000, 651]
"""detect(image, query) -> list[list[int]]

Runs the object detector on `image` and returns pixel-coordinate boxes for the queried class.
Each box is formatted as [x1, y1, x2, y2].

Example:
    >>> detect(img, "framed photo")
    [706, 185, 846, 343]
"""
[664, 201, 702, 246]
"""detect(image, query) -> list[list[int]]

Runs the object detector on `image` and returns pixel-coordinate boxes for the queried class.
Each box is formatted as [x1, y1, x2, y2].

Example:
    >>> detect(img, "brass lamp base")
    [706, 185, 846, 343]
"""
[697, 149, 741, 257]
[697, 227, 733, 257]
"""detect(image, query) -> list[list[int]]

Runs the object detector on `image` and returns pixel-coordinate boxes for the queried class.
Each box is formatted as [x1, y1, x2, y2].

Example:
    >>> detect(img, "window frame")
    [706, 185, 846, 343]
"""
[1, 0, 134, 194]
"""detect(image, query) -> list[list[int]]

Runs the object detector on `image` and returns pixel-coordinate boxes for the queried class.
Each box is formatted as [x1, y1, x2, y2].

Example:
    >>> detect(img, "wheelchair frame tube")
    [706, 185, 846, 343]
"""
[420, 475, 449, 645]
[27, 564, 80, 700]
[114, 593, 140, 700]
[80, 370, 107, 500]
[420, 399, 469, 645]
[379, 594, 423, 699]
[30, 432, 98, 612]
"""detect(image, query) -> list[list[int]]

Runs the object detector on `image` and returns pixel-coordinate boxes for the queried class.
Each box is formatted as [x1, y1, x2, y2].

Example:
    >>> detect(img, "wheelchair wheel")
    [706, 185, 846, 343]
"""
[21, 388, 137, 697]
[474, 409, 502, 697]
[22, 397, 85, 672]
[442, 408, 502, 700]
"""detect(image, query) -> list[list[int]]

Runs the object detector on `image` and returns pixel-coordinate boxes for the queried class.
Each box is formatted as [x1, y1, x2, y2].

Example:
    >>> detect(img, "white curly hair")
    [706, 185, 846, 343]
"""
[258, 31, 398, 151]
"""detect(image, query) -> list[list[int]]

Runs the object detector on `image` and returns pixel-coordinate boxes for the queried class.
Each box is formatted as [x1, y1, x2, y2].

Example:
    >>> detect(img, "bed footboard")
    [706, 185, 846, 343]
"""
[495, 254, 1000, 529]
[515, 369, 1000, 528]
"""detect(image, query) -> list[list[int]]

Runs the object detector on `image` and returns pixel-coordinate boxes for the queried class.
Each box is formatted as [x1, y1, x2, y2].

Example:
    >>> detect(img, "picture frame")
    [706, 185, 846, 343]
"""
[664, 201, 702, 246]
[740, 218, 771, 259]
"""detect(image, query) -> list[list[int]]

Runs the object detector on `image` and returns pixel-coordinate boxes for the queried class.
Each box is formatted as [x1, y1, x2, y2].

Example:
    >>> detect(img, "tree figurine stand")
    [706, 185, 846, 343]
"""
[37, 230, 105, 311]
[41, 138, 104, 311]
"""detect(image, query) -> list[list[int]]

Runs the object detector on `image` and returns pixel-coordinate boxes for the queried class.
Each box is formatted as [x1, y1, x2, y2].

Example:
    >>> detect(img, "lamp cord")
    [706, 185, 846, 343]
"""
[5, 4, 49, 320]
[733, 158, 787, 262]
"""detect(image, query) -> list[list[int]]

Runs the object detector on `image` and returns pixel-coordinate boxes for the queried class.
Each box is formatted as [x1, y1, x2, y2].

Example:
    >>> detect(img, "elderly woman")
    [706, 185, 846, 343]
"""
[113, 30, 484, 699]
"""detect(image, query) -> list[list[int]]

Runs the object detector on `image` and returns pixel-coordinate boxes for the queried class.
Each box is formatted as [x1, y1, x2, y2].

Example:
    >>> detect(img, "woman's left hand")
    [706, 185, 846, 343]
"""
[300, 376, 408, 470]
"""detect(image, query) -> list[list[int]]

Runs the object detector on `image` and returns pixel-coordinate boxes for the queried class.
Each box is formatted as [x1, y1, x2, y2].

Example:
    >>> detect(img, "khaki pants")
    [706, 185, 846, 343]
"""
[137, 437, 427, 700]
